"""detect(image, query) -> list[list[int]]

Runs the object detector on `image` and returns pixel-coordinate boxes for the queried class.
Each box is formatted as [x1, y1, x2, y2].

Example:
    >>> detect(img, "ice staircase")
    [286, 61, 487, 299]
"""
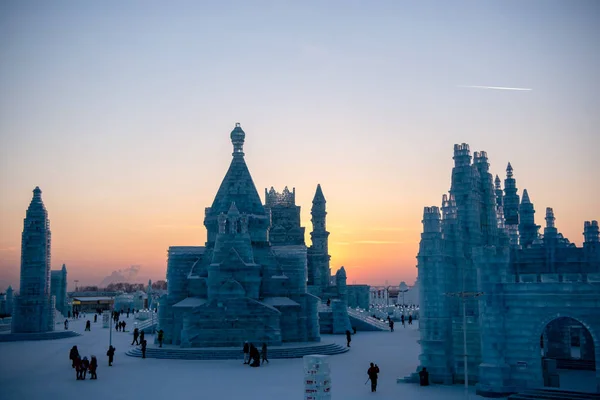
[130, 317, 158, 334]
[126, 342, 349, 360]
[0, 330, 81, 342]
[346, 308, 390, 331]
[508, 389, 600, 399]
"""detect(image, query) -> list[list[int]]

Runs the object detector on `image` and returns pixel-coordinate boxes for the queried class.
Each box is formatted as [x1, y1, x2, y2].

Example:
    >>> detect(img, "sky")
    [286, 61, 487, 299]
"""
[1, 1, 599, 291]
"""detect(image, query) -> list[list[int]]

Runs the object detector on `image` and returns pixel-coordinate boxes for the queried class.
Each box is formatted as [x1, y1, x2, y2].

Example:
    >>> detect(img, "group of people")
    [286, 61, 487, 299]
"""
[69, 346, 98, 380]
[115, 320, 127, 331]
[131, 327, 148, 358]
[242, 342, 268, 367]
[400, 314, 413, 326]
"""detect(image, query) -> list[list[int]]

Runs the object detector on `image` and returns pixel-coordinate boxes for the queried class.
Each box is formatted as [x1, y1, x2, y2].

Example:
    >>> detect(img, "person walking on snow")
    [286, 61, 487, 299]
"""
[107, 345, 115, 366]
[89, 356, 98, 380]
[132, 328, 140, 345]
[346, 330, 352, 347]
[408, 315, 413, 325]
[69, 346, 79, 368]
[401, 314, 405, 327]
[367, 363, 380, 392]
[85, 320, 91, 331]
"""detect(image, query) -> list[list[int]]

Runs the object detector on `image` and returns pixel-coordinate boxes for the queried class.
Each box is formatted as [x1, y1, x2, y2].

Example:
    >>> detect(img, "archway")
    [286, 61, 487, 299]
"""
[540, 316, 596, 393]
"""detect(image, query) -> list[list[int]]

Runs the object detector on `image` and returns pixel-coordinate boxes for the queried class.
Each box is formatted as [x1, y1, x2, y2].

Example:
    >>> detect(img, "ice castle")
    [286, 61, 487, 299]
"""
[157, 123, 350, 348]
[412, 144, 600, 396]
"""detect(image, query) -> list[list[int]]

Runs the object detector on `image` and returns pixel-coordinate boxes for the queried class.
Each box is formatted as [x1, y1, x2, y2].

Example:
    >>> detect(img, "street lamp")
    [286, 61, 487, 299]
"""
[109, 297, 114, 347]
[445, 290, 484, 399]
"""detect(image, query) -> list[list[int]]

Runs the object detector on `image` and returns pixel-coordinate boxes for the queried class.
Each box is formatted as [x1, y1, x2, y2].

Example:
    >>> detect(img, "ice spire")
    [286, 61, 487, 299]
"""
[518, 189, 539, 248]
[230, 122, 245, 157]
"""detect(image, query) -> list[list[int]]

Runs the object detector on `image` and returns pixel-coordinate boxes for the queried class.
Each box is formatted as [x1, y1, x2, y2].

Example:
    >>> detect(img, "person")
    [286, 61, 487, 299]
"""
[249, 344, 260, 367]
[140, 330, 145, 343]
[409, 315, 413, 325]
[94, 314, 97, 323]
[81, 356, 90, 380]
[141, 339, 147, 359]
[346, 330, 352, 348]
[261, 343, 269, 364]
[157, 329, 164, 348]
[89, 356, 98, 380]
[401, 314, 405, 327]
[69, 346, 79, 368]
[64, 319, 69, 330]
[132, 328, 139, 345]
[352, 326, 357, 335]
[367, 362, 380, 392]
[326, 298, 331, 307]
[389, 319, 394, 332]
[107, 345, 115, 366]
[419, 367, 429, 386]
[243, 341, 250, 364]
[74, 356, 82, 380]
[122, 321, 127, 332]
[85, 320, 91, 331]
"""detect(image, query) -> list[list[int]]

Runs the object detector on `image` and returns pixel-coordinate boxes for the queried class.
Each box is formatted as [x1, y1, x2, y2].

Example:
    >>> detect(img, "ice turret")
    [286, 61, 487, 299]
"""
[584, 220, 599, 245]
[494, 175, 503, 209]
[518, 189, 540, 248]
[308, 184, 330, 289]
[503, 163, 520, 246]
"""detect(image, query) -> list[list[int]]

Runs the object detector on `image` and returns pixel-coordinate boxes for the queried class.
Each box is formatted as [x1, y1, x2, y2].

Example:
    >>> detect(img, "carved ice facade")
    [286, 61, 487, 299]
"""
[158, 124, 330, 347]
[412, 144, 600, 396]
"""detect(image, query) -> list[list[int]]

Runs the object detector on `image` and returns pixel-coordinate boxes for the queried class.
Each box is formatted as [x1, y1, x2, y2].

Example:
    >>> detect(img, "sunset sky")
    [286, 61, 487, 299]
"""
[1, 1, 599, 291]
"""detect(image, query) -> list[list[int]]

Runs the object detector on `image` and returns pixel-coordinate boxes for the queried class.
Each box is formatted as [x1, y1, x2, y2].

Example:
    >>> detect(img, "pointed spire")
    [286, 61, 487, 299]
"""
[494, 175, 501, 189]
[506, 162, 513, 178]
[62, 263, 67, 271]
[521, 189, 530, 204]
[230, 122, 245, 157]
[313, 184, 326, 203]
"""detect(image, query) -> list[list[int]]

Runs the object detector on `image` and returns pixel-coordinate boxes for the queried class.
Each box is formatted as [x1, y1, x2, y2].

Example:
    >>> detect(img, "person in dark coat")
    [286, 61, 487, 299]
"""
[249, 344, 260, 367]
[367, 362, 380, 392]
[132, 328, 139, 345]
[419, 367, 429, 386]
[74, 356, 82, 380]
[94, 314, 97, 323]
[408, 315, 413, 325]
[85, 320, 91, 331]
[107, 345, 115, 366]
[64, 319, 69, 330]
[139, 330, 145, 343]
[389, 319, 394, 332]
[157, 329, 164, 348]
[401, 314, 405, 327]
[122, 321, 126, 332]
[69, 346, 79, 368]
[243, 341, 250, 364]
[141, 339, 147, 359]
[346, 330, 352, 347]
[261, 343, 269, 364]
[81, 357, 90, 379]
[89, 356, 98, 380]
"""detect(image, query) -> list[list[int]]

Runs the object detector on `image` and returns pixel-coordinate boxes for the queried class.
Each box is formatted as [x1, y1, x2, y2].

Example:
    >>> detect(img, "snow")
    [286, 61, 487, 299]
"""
[1, 317, 497, 400]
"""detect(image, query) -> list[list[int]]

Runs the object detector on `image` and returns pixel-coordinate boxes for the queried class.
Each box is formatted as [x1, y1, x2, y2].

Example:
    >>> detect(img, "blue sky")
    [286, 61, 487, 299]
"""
[0, 1, 599, 288]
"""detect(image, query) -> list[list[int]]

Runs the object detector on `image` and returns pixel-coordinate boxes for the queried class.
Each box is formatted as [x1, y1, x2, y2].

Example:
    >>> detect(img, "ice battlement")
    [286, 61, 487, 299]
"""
[265, 186, 296, 207]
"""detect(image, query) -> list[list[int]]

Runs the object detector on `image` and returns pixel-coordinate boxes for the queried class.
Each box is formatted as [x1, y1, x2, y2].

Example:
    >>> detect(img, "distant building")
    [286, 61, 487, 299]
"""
[0, 286, 14, 316]
[50, 264, 68, 316]
[12, 187, 55, 333]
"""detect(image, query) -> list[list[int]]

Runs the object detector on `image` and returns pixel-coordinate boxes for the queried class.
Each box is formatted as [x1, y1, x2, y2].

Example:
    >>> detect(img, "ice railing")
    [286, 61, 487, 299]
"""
[346, 308, 390, 330]
[504, 273, 600, 284]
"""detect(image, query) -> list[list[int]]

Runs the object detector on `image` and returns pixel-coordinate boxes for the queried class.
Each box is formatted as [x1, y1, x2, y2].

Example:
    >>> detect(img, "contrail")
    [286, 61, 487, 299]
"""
[458, 85, 532, 91]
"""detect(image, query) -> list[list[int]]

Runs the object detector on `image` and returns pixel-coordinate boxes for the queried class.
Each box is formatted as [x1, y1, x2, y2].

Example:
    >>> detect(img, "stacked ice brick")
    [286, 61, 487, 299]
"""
[303, 355, 331, 400]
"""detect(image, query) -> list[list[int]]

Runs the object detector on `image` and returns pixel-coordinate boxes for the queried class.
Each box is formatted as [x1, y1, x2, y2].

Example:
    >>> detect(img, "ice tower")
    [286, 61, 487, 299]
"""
[12, 187, 55, 333]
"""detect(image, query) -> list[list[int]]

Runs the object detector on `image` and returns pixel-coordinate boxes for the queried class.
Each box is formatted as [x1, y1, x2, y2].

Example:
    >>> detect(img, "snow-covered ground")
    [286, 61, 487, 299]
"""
[0, 316, 545, 400]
